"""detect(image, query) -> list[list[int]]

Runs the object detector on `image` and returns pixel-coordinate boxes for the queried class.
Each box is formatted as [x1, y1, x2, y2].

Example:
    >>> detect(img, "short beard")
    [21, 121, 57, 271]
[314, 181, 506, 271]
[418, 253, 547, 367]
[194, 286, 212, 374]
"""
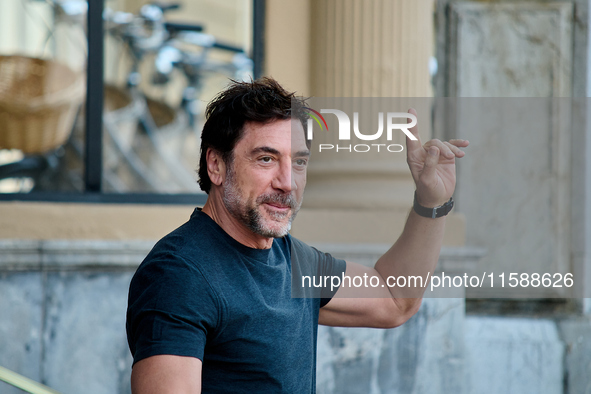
[222, 161, 301, 238]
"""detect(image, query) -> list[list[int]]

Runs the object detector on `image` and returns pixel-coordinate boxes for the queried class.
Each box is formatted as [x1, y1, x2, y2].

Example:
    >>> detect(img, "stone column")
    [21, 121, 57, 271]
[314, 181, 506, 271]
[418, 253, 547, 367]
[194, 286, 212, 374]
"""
[310, 0, 434, 98]
[291, 0, 466, 246]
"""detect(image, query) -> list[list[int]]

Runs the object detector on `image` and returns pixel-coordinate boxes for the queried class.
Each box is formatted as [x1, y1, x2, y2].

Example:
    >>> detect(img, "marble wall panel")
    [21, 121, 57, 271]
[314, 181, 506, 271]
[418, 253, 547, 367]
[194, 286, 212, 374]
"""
[465, 316, 564, 394]
[443, 3, 575, 298]
[317, 297, 466, 394]
[41, 272, 134, 394]
[0, 272, 43, 394]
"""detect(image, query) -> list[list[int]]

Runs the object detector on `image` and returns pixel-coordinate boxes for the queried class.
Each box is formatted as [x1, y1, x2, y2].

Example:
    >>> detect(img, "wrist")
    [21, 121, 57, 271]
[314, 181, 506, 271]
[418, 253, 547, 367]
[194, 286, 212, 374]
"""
[413, 192, 454, 218]
[414, 190, 450, 208]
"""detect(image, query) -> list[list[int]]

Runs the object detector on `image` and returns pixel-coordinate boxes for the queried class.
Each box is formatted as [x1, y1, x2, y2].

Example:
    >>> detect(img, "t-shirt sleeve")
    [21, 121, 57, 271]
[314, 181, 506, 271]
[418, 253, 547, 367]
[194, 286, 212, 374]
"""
[289, 237, 347, 306]
[126, 253, 219, 365]
[317, 250, 347, 308]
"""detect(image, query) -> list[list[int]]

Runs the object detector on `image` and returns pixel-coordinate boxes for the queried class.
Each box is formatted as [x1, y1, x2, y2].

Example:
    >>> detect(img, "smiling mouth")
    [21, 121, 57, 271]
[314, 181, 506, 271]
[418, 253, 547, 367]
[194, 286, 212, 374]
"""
[264, 203, 291, 211]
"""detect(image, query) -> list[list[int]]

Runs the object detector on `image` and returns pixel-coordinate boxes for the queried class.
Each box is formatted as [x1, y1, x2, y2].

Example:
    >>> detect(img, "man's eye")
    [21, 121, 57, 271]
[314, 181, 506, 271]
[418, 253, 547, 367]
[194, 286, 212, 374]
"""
[260, 156, 272, 163]
[295, 159, 308, 167]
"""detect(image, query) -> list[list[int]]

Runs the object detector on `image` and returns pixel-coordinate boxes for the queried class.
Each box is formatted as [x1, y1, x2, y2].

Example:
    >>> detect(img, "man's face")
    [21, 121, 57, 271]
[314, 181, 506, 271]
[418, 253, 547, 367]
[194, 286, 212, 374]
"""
[221, 118, 309, 238]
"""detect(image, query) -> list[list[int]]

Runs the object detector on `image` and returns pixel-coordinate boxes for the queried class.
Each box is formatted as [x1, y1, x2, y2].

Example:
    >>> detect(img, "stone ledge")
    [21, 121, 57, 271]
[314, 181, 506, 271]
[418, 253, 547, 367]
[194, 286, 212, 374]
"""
[0, 239, 486, 274]
[310, 242, 485, 274]
[0, 201, 194, 240]
[0, 239, 156, 271]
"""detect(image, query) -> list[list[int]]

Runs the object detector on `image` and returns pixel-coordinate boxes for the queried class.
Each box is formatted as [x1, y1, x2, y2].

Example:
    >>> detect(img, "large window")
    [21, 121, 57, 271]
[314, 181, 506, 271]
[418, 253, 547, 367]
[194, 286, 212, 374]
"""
[0, 0, 264, 203]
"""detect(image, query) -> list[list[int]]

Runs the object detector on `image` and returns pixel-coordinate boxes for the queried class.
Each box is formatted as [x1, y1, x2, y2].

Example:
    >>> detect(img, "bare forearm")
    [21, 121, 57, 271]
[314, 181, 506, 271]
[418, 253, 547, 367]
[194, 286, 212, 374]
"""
[319, 110, 467, 328]
[374, 208, 446, 308]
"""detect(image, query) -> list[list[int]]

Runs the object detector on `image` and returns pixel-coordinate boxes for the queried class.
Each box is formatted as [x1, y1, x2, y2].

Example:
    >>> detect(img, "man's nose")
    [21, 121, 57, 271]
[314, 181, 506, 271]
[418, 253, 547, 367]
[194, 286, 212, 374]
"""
[272, 160, 294, 192]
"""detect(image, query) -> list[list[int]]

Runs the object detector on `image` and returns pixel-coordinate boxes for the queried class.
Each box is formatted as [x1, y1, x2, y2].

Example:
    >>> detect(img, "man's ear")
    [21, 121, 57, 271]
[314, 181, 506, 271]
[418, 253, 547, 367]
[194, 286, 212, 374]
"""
[206, 148, 226, 186]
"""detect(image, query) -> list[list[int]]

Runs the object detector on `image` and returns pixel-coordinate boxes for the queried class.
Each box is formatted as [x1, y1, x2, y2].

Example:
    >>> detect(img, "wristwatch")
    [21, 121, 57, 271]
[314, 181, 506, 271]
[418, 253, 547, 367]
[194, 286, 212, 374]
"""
[413, 192, 454, 219]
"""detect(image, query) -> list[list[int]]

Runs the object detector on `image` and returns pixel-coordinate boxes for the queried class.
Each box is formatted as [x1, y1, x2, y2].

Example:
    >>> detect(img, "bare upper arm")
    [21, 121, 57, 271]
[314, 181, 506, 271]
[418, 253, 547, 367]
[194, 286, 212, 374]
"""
[131, 355, 202, 394]
[318, 261, 421, 328]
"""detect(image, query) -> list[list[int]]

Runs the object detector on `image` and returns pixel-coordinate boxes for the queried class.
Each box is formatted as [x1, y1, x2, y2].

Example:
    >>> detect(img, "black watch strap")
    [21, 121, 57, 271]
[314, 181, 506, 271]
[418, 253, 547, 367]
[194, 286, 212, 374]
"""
[413, 192, 454, 218]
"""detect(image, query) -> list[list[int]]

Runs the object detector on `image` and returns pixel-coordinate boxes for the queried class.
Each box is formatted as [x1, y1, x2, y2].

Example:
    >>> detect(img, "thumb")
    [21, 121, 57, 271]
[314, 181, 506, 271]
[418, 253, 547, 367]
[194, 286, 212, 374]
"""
[422, 146, 440, 180]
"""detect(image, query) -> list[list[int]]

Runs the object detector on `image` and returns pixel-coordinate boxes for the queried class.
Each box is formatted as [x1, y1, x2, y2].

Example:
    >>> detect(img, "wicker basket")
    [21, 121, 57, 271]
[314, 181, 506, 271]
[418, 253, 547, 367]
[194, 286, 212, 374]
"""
[0, 55, 85, 154]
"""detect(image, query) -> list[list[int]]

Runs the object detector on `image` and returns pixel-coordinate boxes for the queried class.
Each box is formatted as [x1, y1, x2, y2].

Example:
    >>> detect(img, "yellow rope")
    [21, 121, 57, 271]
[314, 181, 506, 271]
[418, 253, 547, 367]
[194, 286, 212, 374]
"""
[0, 365, 63, 394]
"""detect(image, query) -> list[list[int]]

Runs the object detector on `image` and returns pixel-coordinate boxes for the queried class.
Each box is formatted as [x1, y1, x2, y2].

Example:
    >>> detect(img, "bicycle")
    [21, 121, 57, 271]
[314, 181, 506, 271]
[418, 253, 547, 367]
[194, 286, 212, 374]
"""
[0, 1, 253, 193]
[100, 2, 253, 192]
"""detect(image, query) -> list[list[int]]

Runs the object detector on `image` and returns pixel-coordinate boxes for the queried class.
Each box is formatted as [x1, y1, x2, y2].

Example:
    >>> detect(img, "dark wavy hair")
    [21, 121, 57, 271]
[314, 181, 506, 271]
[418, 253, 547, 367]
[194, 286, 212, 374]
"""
[197, 77, 309, 194]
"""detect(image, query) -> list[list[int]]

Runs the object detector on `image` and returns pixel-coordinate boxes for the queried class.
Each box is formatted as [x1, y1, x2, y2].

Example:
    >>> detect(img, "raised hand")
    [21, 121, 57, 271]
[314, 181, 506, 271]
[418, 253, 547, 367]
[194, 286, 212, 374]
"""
[405, 108, 469, 208]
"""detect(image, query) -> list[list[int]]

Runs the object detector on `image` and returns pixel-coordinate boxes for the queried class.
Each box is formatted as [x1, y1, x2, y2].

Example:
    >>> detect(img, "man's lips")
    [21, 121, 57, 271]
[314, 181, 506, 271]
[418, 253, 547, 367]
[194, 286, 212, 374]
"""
[258, 192, 296, 213]
[264, 202, 291, 210]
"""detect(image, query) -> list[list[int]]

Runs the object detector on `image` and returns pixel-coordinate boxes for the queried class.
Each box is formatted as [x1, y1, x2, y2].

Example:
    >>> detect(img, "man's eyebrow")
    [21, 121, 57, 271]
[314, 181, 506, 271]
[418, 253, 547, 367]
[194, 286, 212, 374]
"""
[250, 147, 310, 157]
[294, 150, 311, 157]
[251, 146, 280, 155]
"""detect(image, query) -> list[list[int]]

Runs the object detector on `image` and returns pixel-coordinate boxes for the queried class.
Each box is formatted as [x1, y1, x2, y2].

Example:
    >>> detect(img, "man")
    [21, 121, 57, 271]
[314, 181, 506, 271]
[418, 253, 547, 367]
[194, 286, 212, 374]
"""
[126, 78, 468, 393]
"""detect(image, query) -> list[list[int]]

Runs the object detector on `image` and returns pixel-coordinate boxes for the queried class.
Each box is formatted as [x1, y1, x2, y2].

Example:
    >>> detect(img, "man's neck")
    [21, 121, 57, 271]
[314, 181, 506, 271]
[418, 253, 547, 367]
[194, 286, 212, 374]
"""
[202, 193, 274, 250]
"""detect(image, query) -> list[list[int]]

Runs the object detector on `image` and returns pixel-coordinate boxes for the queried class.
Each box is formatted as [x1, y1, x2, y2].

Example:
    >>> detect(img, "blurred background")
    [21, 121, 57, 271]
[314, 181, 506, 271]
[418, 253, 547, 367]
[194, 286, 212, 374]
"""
[0, 0, 590, 393]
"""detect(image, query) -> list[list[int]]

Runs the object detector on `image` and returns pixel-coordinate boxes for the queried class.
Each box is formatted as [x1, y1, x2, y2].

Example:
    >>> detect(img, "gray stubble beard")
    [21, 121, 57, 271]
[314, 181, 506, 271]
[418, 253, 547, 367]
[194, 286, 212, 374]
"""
[222, 162, 301, 238]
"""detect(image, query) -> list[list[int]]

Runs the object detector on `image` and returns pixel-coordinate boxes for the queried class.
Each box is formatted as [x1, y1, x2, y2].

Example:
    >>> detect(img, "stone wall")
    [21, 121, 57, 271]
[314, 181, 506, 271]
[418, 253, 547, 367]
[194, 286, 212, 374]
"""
[3, 241, 587, 394]
[0, 239, 481, 394]
[0, 240, 150, 394]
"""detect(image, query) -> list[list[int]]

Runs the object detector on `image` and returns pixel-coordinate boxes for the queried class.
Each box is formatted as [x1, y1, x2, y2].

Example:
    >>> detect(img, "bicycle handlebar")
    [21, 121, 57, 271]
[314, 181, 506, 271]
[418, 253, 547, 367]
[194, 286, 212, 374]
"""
[177, 32, 245, 53]
[152, 2, 181, 13]
[165, 22, 204, 33]
[212, 41, 245, 53]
